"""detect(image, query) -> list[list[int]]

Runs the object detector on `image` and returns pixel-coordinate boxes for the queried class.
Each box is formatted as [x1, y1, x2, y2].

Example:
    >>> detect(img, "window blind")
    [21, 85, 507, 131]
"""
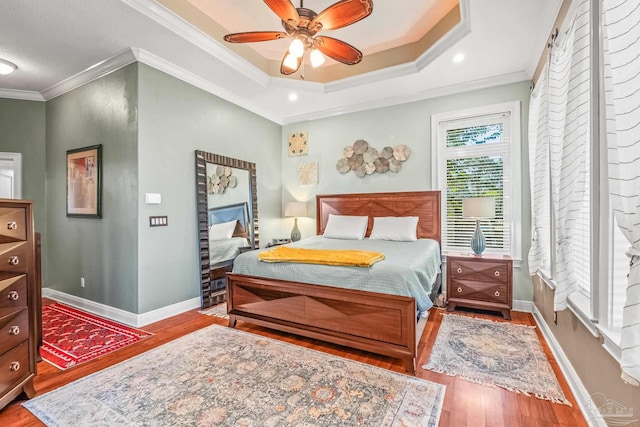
[440, 113, 511, 254]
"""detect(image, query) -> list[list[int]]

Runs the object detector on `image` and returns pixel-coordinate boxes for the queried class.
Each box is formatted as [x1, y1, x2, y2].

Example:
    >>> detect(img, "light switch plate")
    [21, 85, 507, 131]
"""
[149, 216, 168, 227]
[145, 193, 162, 204]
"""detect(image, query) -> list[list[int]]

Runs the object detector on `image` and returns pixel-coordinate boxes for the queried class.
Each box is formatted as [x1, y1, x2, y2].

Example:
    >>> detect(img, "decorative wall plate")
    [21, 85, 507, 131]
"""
[336, 140, 411, 177]
[288, 131, 308, 156]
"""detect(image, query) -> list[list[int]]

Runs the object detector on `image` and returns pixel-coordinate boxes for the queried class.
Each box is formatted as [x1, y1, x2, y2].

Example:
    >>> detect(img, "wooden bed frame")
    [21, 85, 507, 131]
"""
[226, 191, 441, 374]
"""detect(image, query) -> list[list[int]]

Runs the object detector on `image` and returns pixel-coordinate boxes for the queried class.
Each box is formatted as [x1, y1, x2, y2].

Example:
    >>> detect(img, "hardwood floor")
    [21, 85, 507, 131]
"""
[0, 299, 588, 426]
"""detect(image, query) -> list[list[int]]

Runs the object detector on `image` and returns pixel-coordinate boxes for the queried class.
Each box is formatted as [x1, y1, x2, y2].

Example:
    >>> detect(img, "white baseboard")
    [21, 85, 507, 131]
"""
[42, 288, 201, 327]
[531, 305, 606, 427]
[513, 299, 534, 313]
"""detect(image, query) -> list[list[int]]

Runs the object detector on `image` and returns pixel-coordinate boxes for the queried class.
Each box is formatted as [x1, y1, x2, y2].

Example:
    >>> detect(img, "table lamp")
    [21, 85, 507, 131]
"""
[462, 197, 495, 255]
[284, 201, 307, 242]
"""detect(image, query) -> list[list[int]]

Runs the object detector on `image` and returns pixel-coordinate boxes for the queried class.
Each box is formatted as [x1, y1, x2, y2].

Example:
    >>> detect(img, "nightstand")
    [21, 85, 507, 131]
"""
[266, 238, 291, 247]
[446, 252, 513, 319]
[209, 259, 233, 305]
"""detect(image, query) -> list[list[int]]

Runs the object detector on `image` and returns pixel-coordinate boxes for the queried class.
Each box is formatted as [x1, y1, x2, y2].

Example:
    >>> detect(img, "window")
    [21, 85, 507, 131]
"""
[433, 102, 521, 261]
[529, 0, 640, 380]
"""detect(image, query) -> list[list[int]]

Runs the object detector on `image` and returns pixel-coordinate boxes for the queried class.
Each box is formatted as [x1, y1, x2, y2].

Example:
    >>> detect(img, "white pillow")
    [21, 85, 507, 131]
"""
[369, 216, 419, 241]
[209, 220, 237, 241]
[323, 214, 368, 240]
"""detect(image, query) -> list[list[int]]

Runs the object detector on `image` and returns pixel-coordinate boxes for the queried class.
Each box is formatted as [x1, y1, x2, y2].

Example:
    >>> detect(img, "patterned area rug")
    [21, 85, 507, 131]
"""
[25, 324, 445, 426]
[199, 302, 229, 319]
[41, 303, 152, 370]
[423, 314, 570, 405]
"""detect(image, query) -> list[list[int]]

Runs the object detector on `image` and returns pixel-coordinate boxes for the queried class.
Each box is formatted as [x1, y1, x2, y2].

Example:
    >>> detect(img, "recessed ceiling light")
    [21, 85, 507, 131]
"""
[0, 58, 18, 75]
[289, 93, 298, 102]
[453, 53, 465, 64]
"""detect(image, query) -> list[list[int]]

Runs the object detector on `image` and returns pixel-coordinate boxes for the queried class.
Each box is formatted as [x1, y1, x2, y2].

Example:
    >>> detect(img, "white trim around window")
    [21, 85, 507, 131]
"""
[431, 101, 522, 266]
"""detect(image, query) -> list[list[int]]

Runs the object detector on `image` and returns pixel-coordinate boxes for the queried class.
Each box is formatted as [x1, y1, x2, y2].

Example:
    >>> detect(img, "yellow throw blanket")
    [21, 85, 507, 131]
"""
[258, 246, 385, 267]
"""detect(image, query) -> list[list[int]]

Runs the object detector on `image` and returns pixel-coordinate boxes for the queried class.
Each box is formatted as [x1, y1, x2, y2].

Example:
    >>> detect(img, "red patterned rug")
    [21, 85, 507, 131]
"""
[41, 303, 152, 370]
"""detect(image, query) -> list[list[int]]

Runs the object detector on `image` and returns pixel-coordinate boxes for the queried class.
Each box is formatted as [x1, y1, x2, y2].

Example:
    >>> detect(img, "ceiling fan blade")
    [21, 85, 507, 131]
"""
[314, 36, 363, 65]
[309, 0, 373, 31]
[263, 0, 300, 25]
[223, 31, 288, 43]
[280, 51, 302, 75]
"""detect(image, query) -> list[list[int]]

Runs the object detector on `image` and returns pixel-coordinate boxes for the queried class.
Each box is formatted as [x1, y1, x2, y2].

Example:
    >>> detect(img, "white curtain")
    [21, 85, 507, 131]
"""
[549, 0, 591, 311]
[603, 0, 640, 386]
[528, 63, 550, 275]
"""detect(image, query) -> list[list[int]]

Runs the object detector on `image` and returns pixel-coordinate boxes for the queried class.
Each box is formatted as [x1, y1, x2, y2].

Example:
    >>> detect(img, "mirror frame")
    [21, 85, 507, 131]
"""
[195, 150, 259, 308]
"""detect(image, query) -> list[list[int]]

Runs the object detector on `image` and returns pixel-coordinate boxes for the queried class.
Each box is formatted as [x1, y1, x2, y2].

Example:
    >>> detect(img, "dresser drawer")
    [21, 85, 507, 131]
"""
[0, 208, 26, 243]
[449, 258, 509, 284]
[450, 279, 508, 304]
[0, 342, 30, 394]
[0, 274, 27, 309]
[0, 308, 29, 355]
[0, 242, 30, 274]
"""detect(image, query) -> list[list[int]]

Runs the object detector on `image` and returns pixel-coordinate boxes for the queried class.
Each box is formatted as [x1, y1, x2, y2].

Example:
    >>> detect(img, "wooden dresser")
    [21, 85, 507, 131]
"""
[0, 199, 37, 410]
[446, 252, 513, 319]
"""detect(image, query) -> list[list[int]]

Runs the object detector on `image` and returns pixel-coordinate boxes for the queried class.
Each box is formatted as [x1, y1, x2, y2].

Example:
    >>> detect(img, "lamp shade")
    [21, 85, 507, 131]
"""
[462, 197, 495, 219]
[284, 201, 307, 218]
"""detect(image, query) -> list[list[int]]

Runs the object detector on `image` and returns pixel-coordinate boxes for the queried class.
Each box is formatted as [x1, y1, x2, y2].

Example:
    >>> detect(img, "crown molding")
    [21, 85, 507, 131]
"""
[41, 48, 137, 100]
[132, 48, 281, 124]
[0, 88, 45, 101]
[281, 70, 529, 125]
[119, 0, 269, 87]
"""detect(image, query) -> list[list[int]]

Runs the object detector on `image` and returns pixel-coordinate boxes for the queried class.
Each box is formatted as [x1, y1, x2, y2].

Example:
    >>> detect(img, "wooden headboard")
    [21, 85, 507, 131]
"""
[316, 191, 441, 243]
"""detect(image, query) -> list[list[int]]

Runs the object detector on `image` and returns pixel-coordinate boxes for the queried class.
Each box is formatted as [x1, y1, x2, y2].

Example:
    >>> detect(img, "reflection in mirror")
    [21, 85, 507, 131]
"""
[195, 151, 258, 308]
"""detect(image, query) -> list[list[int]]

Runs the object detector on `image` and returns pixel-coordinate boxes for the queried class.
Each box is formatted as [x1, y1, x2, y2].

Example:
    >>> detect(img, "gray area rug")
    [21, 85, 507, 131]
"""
[423, 313, 570, 405]
[25, 324, 446, 426]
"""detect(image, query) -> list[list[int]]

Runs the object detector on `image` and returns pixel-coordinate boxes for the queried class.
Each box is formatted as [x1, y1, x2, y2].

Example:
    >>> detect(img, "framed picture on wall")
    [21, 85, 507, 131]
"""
[66, 144, 102, 218]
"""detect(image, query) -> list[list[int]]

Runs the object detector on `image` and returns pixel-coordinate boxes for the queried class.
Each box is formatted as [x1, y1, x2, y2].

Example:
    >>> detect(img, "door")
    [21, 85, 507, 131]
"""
[0, 153, 22, 199]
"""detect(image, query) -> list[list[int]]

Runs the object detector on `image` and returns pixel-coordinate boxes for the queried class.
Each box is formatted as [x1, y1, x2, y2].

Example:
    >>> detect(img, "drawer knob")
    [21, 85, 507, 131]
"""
[8, 256, 19, 266]
[494, 291, 501, 297]
[9, 326, 20, 335]
[7, 221, 17, 230]
[457, 287, 463, 293]
[8, 291, 19, 301]
[456, 267, 462, 274]
[494, 271, 500, 277]
[9, 361, 20, 372]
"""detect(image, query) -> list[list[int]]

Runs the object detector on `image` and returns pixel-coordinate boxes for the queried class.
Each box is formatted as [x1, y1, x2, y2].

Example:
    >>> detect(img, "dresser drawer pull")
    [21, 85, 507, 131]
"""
[456, 268, 462, 274]
[8, 256, 19, 266]
[9, 326, 20, 335]
[457, 287, 463, 293]
[494, 271, 500, 277]
[9, 361, 20, 372]
[494, 291, 501, 297]
[8, 291, 19, 301]
[7, 221, 18, 230]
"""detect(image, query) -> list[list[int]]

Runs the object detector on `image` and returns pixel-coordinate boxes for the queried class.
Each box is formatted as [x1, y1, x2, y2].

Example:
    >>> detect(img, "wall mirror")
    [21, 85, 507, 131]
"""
[195, 150, 258, 308]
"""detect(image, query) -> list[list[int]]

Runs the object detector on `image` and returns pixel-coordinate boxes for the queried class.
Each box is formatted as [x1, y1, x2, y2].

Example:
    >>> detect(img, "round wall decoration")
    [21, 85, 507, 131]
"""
[336, 140, 411, 177]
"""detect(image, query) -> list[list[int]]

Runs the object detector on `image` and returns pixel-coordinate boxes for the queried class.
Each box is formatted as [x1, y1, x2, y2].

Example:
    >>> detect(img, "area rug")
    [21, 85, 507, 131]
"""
[198, 302, 229, 319]
[41, 303, 152, 370]
[24, 324, 445, 427]
[423, 313, 570, 405]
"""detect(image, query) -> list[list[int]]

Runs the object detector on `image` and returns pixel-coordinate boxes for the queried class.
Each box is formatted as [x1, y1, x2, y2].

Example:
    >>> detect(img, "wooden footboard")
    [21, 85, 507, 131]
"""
[226, 273, 418, 374]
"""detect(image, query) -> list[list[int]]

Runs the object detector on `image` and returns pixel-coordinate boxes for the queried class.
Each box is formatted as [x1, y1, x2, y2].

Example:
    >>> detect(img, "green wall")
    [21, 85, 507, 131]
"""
[0, 98, 47, 279]
[136, 64, 282, 313]
[46, 64, 140, 312]
[282, 81, 533, 301]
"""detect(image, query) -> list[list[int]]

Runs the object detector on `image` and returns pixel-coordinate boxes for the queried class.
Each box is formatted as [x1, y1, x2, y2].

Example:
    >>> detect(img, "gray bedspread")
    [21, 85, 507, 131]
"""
[232, 236, 441, 315]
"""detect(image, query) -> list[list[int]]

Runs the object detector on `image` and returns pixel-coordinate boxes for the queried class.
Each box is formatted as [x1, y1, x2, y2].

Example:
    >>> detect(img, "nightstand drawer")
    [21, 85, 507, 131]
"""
[449, 259, 509, 284]
[450, 280, 508, 304]
[0, 275, 28, 310]
[0, 308, 29, 355]
[0, 341, 30, 394]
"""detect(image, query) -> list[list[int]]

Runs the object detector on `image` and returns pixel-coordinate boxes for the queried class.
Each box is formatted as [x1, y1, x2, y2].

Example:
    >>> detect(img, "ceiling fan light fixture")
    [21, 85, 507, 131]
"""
[310, 49, 325, 67]
[288, 38, 305, 58]
[283, 53, 299, 70]
[0, 58, 17, 75]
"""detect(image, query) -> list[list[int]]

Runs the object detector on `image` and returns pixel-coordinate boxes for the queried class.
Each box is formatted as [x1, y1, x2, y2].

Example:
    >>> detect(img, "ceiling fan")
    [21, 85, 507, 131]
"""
[223, 0, 374, 76]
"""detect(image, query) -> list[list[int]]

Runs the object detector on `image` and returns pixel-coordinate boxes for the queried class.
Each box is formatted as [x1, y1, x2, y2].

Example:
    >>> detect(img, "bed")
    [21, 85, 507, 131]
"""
[208, 202, 251, 266]
[226, 191, 441, 374]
